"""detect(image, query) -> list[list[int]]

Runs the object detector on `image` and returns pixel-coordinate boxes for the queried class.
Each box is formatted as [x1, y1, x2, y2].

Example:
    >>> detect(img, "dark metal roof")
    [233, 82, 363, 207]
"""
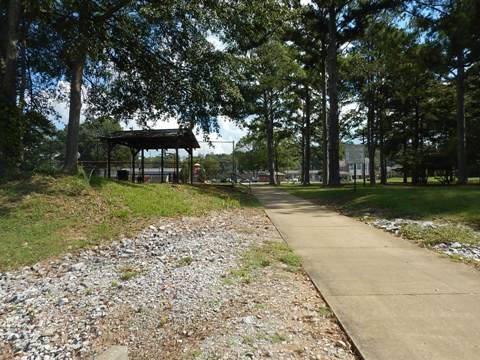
[100, 128, 200, 149]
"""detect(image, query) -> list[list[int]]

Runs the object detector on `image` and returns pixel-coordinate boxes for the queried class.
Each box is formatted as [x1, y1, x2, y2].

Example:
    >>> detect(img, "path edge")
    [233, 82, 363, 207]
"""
[262, 208, 367, 360]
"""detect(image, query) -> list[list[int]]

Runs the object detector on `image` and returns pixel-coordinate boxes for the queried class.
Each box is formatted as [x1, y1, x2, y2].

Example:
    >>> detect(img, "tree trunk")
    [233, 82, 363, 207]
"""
[380, 156, 387, 185]
[301, 125, 305, 183]
[402, 138, 408, 184]
[456, 49, 467, 184]
[367, 92, 376, 185]
[19, 17, 28, 106]
[412, 100, 420, 184]
[303, 85, 311, 185]
[2, 0, 21, 105]
[265, 94, 276, 185]
[274, 143, 279, 173]
[63, 56, 86, 173]
[326, 5, 340, 186]
[379, 110, 387, 185]
[321, 47, 328, 186]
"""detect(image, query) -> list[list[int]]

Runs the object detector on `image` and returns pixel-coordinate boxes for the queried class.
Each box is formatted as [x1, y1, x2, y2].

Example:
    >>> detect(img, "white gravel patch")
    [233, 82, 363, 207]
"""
[1, 209, 357, 360]
[1, 211, 255, 358]
[368, 218, 480, 262]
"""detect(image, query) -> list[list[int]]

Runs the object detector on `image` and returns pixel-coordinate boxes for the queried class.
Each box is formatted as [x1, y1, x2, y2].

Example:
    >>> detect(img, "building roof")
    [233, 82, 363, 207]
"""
[100, 128, 200, 150]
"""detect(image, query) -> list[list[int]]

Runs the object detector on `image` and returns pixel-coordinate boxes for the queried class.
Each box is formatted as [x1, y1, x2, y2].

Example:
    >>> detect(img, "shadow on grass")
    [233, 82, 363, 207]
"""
[0, 176, 60, 217]
[283, 183, 480, 228]
[90, 177, 261, 208]
[190, 184, 262, 208]
[1, 176, 53, 200]
[89, 176, 143, 189]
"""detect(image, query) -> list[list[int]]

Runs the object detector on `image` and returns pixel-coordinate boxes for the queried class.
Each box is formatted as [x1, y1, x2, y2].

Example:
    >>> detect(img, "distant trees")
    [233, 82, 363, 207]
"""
[1, 0, 480, 185]
[412, 0, 480, 184]
[239, 41, 302, 185]
[0, 0, 240, 177]
[230, 0, 480, 185]
[339, 1, 480, 185]
[181, 154, 230, 182]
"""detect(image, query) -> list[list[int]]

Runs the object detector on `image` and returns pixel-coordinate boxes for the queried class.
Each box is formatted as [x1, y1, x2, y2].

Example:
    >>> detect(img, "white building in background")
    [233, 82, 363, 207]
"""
[344, 158, 370, 178]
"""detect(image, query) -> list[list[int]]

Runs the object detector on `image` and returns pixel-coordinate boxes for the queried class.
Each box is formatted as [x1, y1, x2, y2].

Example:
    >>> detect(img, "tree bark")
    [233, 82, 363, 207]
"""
[321, 46, 328, 186]
[265, 93, 276, 185]
[456, 49, 467, 184]
[2, 0, 21, 105]
[19, 17, 28, 106]
[303, 85, 311, 185]
[326, 4, 340, 186]
[402, 137, 408, 184]
[412, 100, 420, 184]
[301, 125, 305, 183]
[63, 56, 86, 173]
[367, 91, 376, 185]
[379, 109, 387, 185]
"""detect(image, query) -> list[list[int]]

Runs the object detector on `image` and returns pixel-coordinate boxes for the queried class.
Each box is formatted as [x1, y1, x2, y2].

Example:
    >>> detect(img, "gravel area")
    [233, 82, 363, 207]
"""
[368, 218, 480, 262]
[1, 208, 357, 360]
[432, 242, 480, 261]
[369, 218, 436, 236]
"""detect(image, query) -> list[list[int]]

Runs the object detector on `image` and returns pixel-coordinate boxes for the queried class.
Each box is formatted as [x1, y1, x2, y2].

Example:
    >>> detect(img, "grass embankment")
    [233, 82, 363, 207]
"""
[0, 175, 259, 270]
[387, 176, 480, 185]
[284, 184, 480, 248]
[284, 184, 480, 226]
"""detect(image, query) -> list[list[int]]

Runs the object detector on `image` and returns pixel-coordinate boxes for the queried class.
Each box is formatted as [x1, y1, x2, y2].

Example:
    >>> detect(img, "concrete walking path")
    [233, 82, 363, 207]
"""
[253, 186, 480, 360]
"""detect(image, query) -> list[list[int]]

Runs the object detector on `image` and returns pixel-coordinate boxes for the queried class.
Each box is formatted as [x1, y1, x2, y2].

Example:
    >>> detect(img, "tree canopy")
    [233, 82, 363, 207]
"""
[1, 0, 479, 185]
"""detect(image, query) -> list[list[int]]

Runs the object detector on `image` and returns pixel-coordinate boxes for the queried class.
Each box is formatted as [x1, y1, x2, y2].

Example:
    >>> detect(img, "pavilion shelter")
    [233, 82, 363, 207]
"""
[100, 128, 200, 184]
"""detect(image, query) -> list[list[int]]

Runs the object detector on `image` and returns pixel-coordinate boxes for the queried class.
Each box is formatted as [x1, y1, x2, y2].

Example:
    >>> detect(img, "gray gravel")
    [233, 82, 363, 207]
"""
[0, 209, 356, 360]
[433, 242, 480, 261]
[1, 211, 254, 359]
[368, 218, 480, 262]
[369, 218, 436, 236]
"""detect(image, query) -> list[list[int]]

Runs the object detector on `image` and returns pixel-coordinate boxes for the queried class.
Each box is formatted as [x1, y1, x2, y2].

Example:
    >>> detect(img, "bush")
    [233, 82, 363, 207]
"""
[35, 162, 59, 176]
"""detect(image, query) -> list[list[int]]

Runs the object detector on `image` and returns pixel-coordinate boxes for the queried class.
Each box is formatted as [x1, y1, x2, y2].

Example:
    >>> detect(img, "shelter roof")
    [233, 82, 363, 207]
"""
[100, 128, 200, 149]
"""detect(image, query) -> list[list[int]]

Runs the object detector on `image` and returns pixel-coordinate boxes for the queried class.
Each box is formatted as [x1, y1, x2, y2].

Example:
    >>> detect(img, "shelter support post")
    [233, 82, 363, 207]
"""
[107, 143, 112, 179]
[100, 129, 200, 183]
[175, 146, 179, 184]
[141, 149, 145, 183]
[131, 148, 136, 183]
[189, 148, 193, 185]
[161, 149, 164, 183]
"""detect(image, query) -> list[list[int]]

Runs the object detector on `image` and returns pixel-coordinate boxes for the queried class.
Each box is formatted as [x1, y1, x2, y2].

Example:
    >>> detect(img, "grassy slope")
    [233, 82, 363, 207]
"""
[387, 177, 480, 184]
[0, 175, 259, 270]
[283, 184, 480, 227]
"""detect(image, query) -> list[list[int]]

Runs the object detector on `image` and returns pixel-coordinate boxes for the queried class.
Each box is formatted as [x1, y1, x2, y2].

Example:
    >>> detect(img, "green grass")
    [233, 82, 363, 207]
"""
[317, 305, 333, 318]
[118, 266, 142, 281]
[387, 176, 480, 185]
[270, 333, 287, 344]
[0, 175, 259, 270]
[400, 224, 480, 246]
[176, 256, 193, 267]
[242, 335, 255, 346]
[228, 240, 302, 284]
[283, 184, 480, 228]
